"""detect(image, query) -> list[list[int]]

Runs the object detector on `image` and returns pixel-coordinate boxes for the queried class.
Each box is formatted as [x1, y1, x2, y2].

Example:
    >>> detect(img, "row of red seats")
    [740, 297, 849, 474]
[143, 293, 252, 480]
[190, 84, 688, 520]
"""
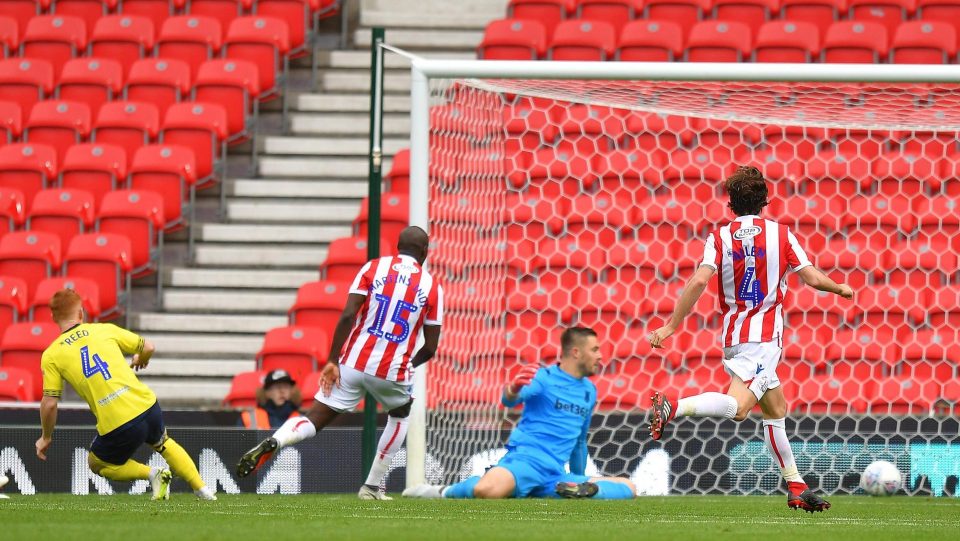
[1, 14, 288, 103]
[0, 57, 259, 147]
[0, 275, 104, 325]
[4, 0, 339, 57]
[482, 18, 960, 63]
[224, 366, 348, 409]
[506, 0, 960, 37]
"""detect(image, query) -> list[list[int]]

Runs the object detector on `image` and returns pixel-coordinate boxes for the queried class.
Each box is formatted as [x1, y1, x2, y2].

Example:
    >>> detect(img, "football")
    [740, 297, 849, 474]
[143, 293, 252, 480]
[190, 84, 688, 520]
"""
[860, 460, 903, 496]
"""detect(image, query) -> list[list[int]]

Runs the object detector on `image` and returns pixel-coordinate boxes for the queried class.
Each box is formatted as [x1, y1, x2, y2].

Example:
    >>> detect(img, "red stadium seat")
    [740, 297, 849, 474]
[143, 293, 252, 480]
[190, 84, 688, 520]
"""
[0, 100, 22, 143]
[124, 58, 192, 120]
[870, 377, 937, 415]
[0, 16, 19, 58]
[255, 0, 311, 56]
[616, 20, 684, 61]
[889, 21, 956, 64]
[0, 322, 59, 399]
[803, 149, 872, 196]
[781, 0, 847, 37]
[0, 58, 54, 113]
[287, 280, 351, 331]
[873, 150, 943, 194]
[686, 21, 753, 62]
[91, 101, 159, 167]
[5, 0, 45, 38]
[188, 0, 251, 32]
[644, 0, 712, 37]
[508, 0, 570, 39]
[223, 370, 267, 407]
[97, 190, 165, 277]
[0, 143, 57, 212]
[194, 59, 260, 143]
[754, 21, 820, 62]
[120, 0, 183, 30]
[576, 0, 643, 34]
[225, 16, 290, 102]
[353, 193, 408, 246]
[548, 20, 616, 60]
[714, 0, 780, 35]
[319, 236, 389, 281]
[23, 101, 92, 164]
[917, 0, 960, 34]
[0, 188, 25, 233]
[849, 0, 914, 36]
[21, 16, 87, 79]
[256, 325, 328, 383]
[822, 21, 888, 63]
[29, 276, 101, 322]
[385, 149, 409, 193]
[156, 16, 222, 80]
[795, 374, 870, 414]
[0, 276, 27, 332]
[58, 143, 127, 211]
[852, 285, 926, 328]
[840, 194, 917, 236]
[0, 365, 34, 401]
[814, 237, 882, 288]
[51, 0, 117, 33]
[478, 18, 547, 60]
[128, 144, 197, 230]
[883, 237, 956, 288]
[90, 16, 156, 79]
[0, 231, 60, 301]
[901, 328, 960, 365]
[25, 188, 95, 249]
[63, 233, 133, 321]
[56, 58, 124, 118]
[160, 102, 227, 188]
[914, 195, 960, 243]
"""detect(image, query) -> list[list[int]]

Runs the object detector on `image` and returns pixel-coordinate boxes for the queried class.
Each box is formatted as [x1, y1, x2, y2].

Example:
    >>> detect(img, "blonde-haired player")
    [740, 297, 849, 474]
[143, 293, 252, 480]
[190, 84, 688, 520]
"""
[37, 289, 217, 500]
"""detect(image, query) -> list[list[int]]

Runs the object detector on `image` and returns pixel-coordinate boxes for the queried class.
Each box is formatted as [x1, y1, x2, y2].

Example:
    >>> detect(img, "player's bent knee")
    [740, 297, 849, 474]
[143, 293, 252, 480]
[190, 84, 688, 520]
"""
[387, 399, 413, 419]
[87, 452, 104, 474]
[473, 481, 510, 499]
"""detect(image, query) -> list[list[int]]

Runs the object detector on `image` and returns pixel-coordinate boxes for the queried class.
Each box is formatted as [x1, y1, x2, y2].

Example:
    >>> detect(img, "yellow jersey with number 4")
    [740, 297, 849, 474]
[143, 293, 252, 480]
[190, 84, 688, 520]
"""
[41, 323, 157, 435]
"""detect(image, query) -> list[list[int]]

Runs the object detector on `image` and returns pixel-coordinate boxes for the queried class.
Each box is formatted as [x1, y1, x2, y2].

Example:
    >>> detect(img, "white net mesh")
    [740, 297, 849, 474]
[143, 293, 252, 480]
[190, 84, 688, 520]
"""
[420, 77, 960, 496]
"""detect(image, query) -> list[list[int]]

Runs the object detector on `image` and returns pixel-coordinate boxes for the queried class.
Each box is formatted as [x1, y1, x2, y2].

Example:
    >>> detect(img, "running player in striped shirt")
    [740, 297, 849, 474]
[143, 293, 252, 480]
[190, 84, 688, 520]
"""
[237, 226, 443, 500]
[647, 166, 853, 513]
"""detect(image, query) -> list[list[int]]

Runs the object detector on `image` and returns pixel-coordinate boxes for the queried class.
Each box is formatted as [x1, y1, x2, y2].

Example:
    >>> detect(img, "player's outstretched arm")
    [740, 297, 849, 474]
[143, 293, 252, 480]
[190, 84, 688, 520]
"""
[797, 266, 854, 300]
[411, 325, 441, 368]
[36, 396, 59, 460]
[649, 265, 716, 349]
[502, 364, 539, 406]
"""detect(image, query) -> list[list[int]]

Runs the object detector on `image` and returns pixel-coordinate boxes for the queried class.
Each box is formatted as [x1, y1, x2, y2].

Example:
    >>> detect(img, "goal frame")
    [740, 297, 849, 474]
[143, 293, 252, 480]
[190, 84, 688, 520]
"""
[403, 59, 960, 489]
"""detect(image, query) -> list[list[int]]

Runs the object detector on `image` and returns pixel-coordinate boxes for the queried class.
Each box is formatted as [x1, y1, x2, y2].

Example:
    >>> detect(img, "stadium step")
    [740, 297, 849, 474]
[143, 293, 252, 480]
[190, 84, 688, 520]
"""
[232, 179, 368, 199]
[140, 376, 232, 405]
[193, 244, 328, 268]
[318, 71, 413, 94]
[315, 49, 474, 70]
[143, 358, 255, 377]
[360, 11, 497, 30]
[297, 93, 411, 113]
[135, 313, 287, 334]
[263, 136, 407, 157]
[354, 27, 483, 51]
[199, 223, 351, 243]
[257, 156, 370, 178]
[226, 199, 360, 223]
[143, 332, 264, 357]
[289, 112, 410, 136]
[167, 268, 316, 289]
[162, 289, 297, 313]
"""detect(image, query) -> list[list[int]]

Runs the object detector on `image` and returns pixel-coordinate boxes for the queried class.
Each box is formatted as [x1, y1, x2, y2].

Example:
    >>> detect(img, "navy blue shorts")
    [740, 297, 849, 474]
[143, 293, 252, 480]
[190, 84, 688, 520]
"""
[90, 402, 165, 465]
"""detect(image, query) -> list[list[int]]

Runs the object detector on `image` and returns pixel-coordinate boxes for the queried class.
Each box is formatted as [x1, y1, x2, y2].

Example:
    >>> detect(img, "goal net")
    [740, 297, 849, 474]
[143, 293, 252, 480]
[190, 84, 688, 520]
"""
[406, 62, 960, 497]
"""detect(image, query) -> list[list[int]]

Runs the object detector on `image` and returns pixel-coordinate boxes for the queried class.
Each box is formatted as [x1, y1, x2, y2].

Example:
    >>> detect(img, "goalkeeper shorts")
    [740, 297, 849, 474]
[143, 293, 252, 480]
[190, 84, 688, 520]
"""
[497, 449, 589, 498]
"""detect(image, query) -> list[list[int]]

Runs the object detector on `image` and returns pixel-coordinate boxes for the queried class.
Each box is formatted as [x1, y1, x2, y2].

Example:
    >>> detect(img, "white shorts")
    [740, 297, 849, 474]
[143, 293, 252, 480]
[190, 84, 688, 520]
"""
[315, 365, 413, 413]
[722, 341, 783, 401]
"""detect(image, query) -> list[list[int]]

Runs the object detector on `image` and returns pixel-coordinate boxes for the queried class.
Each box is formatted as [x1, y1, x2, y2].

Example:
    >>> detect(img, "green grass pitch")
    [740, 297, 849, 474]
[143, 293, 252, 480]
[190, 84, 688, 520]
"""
[2, 494, 959, 541]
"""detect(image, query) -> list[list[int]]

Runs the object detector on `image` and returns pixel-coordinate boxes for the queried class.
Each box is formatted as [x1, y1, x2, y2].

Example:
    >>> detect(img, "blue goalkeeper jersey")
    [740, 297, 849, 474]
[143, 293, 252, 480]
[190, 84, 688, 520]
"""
[501, 365, 596, 473]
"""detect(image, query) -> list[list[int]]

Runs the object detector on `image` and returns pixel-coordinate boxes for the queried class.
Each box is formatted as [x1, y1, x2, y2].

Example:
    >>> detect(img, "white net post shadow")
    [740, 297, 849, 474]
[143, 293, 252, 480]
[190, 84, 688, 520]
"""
[404, 61, 960, 497]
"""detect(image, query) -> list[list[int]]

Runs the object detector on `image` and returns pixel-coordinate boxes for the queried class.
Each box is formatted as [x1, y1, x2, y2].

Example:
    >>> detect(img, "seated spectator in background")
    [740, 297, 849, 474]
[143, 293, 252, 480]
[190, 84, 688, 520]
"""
[241, 370, 302, 429]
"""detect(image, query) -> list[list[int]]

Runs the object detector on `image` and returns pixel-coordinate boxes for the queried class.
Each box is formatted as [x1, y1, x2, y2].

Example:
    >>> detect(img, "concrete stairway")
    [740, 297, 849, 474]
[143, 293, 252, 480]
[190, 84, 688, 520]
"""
[135, 0, 508, 405]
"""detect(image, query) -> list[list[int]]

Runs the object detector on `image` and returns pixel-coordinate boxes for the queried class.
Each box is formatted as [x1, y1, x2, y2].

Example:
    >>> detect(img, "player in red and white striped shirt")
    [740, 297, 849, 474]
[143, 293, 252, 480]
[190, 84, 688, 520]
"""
[237, 226, 443, 500]
[647, 166, 853, 513]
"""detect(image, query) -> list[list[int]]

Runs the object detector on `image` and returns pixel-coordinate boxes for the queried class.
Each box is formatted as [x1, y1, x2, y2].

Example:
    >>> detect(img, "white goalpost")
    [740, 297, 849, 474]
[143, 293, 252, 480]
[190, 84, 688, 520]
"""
[403, 59, 960, 497]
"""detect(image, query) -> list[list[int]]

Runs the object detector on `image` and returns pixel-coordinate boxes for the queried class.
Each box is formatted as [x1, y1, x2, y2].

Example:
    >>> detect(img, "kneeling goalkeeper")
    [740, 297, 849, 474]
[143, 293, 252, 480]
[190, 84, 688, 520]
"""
[404, 326, 635, 500]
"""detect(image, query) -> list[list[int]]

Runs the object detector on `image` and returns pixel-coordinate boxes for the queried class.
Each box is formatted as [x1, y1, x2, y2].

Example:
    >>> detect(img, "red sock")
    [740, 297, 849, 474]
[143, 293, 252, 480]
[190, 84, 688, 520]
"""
[787, 481, 808, 495]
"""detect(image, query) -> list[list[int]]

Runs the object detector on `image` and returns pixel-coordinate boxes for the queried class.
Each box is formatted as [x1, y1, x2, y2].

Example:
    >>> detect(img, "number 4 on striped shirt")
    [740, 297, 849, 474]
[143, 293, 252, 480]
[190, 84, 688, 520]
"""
[737, 266, 764, 305]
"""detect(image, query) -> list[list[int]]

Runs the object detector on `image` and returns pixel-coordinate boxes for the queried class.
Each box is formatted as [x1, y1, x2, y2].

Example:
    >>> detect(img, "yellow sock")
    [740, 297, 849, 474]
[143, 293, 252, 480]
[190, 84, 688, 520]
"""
[156, 436, 205, 491]
[90, 454, 151, 482]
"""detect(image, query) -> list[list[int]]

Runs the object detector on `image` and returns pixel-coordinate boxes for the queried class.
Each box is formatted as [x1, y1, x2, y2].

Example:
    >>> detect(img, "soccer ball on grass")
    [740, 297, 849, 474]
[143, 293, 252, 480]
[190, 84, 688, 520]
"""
[860, 460, 902, 496]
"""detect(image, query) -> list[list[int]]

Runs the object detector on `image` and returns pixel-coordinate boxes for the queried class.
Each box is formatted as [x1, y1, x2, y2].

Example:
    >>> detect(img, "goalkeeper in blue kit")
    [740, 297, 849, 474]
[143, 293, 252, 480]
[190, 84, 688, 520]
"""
[404, 327, 636, 499]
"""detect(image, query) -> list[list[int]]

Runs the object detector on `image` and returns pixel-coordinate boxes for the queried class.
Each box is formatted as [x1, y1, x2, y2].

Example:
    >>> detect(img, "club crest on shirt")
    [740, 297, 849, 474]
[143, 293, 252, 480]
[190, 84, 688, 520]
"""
[733, 226, 762, 240]
[392, 262, 420, 274]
